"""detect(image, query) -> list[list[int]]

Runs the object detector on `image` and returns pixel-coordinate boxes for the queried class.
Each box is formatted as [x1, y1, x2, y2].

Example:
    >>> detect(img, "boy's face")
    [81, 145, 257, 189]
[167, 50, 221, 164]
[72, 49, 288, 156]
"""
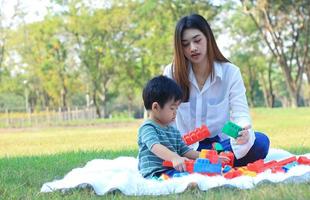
[155, 99, 180, 126]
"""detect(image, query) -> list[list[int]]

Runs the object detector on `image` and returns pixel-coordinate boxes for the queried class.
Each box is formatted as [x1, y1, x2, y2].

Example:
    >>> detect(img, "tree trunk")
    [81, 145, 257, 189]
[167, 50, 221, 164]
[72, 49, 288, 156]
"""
[92, 90, 101, 118]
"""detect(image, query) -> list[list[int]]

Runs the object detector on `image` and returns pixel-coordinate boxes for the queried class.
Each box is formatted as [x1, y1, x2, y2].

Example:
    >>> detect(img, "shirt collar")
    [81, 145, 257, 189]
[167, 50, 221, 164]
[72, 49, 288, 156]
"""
[188, 61, 223, 84]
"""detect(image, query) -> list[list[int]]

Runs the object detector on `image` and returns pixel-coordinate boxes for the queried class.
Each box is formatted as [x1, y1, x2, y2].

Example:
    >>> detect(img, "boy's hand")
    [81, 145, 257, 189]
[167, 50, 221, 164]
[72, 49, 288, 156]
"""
[171, 156, 189, 172]
[235, 125, 251, 145]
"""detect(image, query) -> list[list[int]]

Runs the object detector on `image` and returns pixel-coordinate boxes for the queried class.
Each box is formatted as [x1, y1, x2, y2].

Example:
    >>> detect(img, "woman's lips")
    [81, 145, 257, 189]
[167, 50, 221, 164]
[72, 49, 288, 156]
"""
[191, 53, 200, 59]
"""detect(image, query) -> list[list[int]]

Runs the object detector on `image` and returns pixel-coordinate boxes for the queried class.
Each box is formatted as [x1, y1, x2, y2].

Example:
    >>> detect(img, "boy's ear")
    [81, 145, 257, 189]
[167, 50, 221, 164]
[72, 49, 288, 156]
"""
[151, 102, 160, 112]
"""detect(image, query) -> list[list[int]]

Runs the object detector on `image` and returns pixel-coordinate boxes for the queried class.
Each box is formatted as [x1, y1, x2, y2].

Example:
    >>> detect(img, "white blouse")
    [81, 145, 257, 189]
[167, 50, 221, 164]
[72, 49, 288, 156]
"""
[163, 62, 255, 159]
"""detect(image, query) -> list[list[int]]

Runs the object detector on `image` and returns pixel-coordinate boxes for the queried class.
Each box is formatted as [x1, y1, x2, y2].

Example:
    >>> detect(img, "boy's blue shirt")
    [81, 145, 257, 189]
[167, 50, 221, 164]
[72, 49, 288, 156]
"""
[137, 119, 191, 178]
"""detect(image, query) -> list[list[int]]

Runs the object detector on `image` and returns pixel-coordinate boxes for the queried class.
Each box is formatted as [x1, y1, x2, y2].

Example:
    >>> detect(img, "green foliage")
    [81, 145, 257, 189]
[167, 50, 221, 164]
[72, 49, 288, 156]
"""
[0, 0, 308, 116]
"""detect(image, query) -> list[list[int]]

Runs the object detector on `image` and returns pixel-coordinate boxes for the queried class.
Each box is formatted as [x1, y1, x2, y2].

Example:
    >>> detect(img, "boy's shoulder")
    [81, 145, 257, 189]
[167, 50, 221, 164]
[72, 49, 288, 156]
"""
[139, 120, 177, 134]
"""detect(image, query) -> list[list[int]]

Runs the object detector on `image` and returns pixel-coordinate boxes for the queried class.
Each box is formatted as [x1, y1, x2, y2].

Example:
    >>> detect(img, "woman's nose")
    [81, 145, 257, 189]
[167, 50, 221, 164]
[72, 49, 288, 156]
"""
[190, 43, 197, 52]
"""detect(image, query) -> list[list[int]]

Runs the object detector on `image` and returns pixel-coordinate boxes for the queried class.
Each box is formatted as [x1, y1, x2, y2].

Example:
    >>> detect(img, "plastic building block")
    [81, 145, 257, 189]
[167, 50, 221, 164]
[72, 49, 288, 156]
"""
[162, 160, 173, 168]
[222, 121, 242, 139]
[247, 159, 265, 173]
[222, 165, 232, 173]
[199, 149, 208, 158]
[193, 158, 222, 174]
[212, 142, 224, 153]
[199, 149, 219, 164]
[238, 167, 257, 177]
[182, 125, 211, 145]
[247, 156, 297, 174]
[162, 160, 195, 173]
[276, 156, 297, 166]
[282, 161, 298, 172]
[271, 166, 285, 173]
[224, 169, 242, 179]
[158, 173, 170, 181]
[297, 156, 310, 165]
[185, 160, 195, 173]
[172, 172, 189, 178]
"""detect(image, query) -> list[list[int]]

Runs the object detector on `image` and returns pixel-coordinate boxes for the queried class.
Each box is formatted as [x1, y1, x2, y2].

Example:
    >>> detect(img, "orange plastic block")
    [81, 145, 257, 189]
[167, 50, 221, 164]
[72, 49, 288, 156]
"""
[238, 167, 257, 177]
[158, 173, 170, 181]
[182, 125, 211, 145]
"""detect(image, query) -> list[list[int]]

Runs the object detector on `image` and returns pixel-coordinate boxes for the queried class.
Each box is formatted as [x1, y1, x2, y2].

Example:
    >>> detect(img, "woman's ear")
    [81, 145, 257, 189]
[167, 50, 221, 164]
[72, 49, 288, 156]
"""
[151, 102, 160, 112]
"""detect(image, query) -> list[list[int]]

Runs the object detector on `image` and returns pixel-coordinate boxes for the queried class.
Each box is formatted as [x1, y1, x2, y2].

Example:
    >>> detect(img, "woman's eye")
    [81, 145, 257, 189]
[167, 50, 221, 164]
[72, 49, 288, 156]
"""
[195, 39, 201, 43]
[182, 43, 189, 47]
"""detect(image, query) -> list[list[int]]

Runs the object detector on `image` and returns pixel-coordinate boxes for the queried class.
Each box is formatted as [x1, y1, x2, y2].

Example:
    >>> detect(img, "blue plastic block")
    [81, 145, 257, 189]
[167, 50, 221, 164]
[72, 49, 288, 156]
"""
[282, 161, 298, 172]
[172, 172, 189, 178]
[194, 158, 221, 173]
[222, 165, 232, 173]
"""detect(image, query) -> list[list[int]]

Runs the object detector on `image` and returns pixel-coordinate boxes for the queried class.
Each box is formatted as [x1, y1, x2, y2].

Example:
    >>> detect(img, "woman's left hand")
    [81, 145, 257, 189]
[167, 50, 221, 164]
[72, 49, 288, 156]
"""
[235, 125, 251, 145]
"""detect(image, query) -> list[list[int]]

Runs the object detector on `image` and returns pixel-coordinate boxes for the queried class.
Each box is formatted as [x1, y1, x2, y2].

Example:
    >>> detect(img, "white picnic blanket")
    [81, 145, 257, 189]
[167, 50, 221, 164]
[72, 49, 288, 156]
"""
[40, 148, 310, 196]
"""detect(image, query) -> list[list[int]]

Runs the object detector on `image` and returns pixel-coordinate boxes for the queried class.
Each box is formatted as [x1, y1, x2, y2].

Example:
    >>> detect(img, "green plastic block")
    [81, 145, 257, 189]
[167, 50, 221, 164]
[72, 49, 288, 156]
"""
[222, 121, 242, 139]
[213, 142, 224, 152]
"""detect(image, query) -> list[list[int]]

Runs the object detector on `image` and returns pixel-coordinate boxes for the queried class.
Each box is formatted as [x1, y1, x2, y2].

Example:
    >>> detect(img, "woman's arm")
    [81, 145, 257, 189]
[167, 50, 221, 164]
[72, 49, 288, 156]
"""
[229, 67, 256, 159]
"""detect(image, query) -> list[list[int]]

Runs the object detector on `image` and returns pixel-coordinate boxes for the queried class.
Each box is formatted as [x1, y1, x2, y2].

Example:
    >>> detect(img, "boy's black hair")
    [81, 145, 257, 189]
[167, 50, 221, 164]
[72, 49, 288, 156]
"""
[142, 75, 183, 110]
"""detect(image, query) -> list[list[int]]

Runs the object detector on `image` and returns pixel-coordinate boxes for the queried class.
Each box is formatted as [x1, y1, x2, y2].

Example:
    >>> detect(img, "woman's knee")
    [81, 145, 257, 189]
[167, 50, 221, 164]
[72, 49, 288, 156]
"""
[255, 132, 270, 158]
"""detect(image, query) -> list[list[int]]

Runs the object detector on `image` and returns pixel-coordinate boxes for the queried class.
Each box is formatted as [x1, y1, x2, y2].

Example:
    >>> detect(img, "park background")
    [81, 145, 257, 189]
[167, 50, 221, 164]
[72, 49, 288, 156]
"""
[0, 0, 309, 199]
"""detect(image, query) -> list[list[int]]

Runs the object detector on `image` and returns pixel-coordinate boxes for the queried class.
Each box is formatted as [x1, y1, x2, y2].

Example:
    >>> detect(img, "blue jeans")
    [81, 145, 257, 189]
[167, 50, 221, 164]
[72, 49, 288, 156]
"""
[197, 132, 270, 167]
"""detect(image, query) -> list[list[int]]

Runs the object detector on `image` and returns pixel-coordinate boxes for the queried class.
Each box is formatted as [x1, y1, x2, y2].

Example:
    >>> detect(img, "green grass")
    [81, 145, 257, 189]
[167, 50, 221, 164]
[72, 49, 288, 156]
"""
[0, 108, 309, 199]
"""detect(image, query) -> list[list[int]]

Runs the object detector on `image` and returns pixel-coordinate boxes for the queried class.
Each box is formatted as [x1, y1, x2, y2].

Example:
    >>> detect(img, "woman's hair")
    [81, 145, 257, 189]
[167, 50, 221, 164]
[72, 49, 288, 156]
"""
[173, 13, 229, 101]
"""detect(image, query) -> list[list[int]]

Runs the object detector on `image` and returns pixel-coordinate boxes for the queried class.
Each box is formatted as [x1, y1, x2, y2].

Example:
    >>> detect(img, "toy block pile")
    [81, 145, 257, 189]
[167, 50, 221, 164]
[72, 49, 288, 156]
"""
[160, 123, 310, 180]
[162, 152, 310, 180]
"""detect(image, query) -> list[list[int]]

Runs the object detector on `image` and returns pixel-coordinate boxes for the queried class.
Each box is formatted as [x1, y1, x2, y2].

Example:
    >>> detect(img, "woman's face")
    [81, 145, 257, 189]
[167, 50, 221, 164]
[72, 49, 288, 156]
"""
[181, 28, 207, 64]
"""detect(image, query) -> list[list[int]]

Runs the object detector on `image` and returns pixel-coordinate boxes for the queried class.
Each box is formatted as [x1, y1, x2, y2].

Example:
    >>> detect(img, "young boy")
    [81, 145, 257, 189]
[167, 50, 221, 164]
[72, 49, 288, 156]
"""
[138, 75, 200, 178]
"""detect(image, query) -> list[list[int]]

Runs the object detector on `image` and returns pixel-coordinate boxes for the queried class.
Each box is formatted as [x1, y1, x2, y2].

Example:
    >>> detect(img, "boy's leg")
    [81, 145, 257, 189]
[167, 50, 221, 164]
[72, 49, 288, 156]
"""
[220, 132, 270, 167]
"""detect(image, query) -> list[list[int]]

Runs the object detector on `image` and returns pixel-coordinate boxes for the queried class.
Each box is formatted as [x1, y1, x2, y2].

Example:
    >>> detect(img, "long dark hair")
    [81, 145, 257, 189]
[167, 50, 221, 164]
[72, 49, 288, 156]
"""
[173, 13, 229, 101]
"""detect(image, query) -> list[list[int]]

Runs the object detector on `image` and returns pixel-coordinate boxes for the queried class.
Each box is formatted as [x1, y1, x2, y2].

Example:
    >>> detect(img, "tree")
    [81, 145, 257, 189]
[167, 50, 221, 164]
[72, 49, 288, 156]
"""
[241, 0, 310, 107]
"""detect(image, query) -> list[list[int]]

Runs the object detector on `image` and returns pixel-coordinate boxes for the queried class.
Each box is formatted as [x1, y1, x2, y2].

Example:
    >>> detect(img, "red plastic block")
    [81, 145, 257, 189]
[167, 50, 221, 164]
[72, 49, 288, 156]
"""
[247, 159, 265, 173]
[182, 125, 211, 145]
[206, 150, 219, 164]
[276, 156, 296, 166]
[261, 160, 278, 171]
[271, 166, 285, 173]
[224, 169, 242, 179]
[162, 160, 173, 168]
[185, 160, 195, 173]
[297, 156, 310, 165]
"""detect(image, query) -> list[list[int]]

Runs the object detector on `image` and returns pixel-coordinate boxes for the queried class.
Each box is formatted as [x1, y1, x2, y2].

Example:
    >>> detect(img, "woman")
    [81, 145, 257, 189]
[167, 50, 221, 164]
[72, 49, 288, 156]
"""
[163, 13, 269, 167]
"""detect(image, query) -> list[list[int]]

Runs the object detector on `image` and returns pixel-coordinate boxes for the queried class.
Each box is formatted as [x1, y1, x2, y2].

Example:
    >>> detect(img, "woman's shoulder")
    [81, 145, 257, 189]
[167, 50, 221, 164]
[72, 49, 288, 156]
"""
[216, 61, 240, 71]
[215, 61, 241, 77]
[163, 63, 173, 78]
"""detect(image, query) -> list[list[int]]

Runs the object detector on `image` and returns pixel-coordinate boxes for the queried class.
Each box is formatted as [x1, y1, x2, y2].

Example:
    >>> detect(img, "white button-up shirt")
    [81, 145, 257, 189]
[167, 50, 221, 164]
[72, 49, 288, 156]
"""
[163, 62, 255, 159]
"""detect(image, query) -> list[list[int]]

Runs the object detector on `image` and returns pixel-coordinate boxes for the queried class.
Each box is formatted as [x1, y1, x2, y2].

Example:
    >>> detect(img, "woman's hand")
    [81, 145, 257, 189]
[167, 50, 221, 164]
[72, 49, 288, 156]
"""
[171, 156, 189, 172]
[218, 155, 231, 163]
[235, 125, 251, 145]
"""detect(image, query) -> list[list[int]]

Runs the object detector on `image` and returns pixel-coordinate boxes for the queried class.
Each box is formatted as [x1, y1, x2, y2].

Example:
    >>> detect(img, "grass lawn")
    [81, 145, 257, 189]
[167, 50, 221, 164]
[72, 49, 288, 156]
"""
[0, 108, 309, 199]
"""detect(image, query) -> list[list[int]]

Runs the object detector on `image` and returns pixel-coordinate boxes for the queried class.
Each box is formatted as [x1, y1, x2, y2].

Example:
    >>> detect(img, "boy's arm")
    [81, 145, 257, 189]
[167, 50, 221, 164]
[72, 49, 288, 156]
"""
[151, 143, 188, 172]
[183, 150, 200, 160]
